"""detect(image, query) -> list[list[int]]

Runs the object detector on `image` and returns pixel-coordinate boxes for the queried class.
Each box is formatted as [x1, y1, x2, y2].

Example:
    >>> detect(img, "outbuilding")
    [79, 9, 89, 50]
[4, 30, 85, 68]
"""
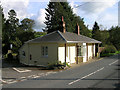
[19, 17, 101, 66]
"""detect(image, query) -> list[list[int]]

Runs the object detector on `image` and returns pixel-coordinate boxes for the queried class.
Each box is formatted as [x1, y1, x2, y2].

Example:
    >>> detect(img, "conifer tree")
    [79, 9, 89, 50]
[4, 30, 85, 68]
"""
[44, 1, 90, 37]
[92, 21, 101, 41]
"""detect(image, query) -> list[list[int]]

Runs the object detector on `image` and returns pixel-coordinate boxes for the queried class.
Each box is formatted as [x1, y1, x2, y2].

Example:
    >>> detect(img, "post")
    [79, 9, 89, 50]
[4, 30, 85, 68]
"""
[76, 43, 78, 64]
[86, 43, 88, 61]
[92, 43, 94, 59]
[65, 43, 66, 67]
[97, 44, 100, 58]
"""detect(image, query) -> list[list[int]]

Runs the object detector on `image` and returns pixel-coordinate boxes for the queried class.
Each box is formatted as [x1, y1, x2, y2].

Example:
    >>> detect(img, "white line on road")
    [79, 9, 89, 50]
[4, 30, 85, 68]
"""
[20, 77, 26, 79]
[109, 60, 118, 66]
[0, 80, 8, 84]
[68, 67, 104, 85]
[8, 81, 17, 84]
[13, 67, 31, 73]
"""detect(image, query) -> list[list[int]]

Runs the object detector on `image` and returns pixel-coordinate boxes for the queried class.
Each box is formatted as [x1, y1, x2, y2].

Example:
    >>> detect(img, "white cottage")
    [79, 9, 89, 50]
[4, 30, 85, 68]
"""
[19, 17, 101, 66]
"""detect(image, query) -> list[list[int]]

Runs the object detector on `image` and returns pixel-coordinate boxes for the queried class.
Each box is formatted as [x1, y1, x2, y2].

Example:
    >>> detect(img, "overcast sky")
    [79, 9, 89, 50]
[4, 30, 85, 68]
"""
[1, 0, 119, 31]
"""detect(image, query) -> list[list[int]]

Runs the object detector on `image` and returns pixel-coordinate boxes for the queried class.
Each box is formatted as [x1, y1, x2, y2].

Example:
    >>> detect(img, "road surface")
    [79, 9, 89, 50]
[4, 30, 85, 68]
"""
[2, 54, 120, 88]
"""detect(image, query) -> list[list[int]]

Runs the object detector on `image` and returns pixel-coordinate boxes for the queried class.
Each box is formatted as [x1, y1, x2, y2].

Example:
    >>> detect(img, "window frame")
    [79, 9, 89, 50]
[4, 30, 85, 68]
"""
[78, 46, 82, 56]
[41, 46, 48, 57]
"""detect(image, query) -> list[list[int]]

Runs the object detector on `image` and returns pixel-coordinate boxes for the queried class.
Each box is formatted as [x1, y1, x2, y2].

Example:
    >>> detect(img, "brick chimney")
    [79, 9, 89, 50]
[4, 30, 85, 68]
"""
[62, 16, 66, 33]
[76, 23, 80, 35]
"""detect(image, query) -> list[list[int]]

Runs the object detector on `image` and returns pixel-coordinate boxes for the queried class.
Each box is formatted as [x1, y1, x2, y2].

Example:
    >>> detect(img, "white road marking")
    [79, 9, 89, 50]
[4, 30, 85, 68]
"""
[20, 77, 26, 79]
[27, 75, 34, 78]
[6, 79, 13, 82]
[13, 68, 31, 73]
[68, 67, 104, 85]
[33, 75, 40, 78]
[19, 79, 27, 82]
[0, 80, 8, 84]
[2, 72, 57, 85]
[8, 81, 17, 84]
[109, 60, 118, 66]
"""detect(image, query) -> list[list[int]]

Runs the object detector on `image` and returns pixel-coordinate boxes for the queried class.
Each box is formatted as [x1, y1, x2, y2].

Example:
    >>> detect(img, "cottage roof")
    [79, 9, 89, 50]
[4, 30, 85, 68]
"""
[25, 30, 101, 44]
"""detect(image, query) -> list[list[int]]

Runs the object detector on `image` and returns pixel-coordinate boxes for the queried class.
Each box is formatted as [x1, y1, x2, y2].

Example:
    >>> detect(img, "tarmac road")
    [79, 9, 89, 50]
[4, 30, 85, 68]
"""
[2, 54, 120, 88]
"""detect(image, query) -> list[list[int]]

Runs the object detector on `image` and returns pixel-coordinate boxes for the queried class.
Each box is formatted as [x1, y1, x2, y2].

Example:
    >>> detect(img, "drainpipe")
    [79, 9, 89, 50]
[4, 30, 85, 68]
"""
[65, 43, 66, 67]
[92, 43, 94, 59]
[86, 43, 88, 61]
[76, 43, 78, 64]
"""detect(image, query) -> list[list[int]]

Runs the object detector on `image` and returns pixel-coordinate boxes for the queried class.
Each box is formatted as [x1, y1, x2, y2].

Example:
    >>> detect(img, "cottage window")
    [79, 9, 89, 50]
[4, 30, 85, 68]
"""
[78, 46, 82, 56]
[41, 46, 48, 57]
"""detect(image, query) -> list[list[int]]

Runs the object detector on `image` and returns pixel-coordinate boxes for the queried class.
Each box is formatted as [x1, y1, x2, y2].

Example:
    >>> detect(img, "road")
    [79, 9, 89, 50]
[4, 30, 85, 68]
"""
[2, 54, 120, 88]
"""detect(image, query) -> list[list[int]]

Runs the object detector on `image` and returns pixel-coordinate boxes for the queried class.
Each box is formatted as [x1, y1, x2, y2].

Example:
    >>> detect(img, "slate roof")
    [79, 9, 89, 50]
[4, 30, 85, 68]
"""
[25, 30, 101, 44]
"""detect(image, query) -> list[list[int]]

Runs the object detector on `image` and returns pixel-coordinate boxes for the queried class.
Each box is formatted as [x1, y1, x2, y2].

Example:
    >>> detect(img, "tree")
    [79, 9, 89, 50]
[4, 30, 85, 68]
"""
[18, 18, 35, 44]
[0, 5, 5, 37]
[100, 30, 110, 46]
[74, 16, 90, 37]
[109, 26, 120, 50]
[0, 5, 5, 54]
[34, 31, 47, 38]
[20, 18, 35, 32]
[92, 21, 101, 41]
[44, 1, 90, 37]
[2, 9, 20, 54]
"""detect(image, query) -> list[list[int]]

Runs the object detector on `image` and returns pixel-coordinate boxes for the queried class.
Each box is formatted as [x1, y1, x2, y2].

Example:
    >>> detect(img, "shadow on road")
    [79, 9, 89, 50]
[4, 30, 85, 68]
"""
[2, 59, 46, 69]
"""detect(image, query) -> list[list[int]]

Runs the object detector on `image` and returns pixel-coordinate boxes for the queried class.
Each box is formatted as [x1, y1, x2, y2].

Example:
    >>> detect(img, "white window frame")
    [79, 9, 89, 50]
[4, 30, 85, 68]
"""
[41, 46, 48, 57]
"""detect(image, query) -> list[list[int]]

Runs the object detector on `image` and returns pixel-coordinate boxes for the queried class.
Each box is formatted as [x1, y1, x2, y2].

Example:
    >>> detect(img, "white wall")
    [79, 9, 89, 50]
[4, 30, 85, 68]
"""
[88, 44, 93, 60]
[58, 44, 76, 64]
[19, 43, 58, 66]
[19, 43, 29, 65]
[58, 46, 65, 63]
[82, 43, 87, 62]
[69, 46, 76, 63]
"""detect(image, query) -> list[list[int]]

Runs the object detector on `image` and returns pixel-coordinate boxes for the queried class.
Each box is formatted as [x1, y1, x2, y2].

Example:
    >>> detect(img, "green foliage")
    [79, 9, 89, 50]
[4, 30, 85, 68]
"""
[47, 61, 70, 70]
[47, 61, 59, 69]
[63, 62, 71, 68]
[92, 21, 101, 41]
[109, 26, 120, 50]
[20, 18, 35, 32]
[115, 51, 120, 54]
[2, 9, 19, 54]
[100, 30, 110, 46]
[2, 9, 36, 55]
[44, 2, 90, 37]
[11, 37, 22, 53]
[34, 31, 47, 38]
[100, 45, 117, 57]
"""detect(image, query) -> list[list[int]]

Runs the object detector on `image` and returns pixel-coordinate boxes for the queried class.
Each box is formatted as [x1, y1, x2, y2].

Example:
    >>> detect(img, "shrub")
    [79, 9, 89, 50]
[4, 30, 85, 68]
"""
[63, 62, 71, 68]
[100, 45, 117, 57]
[47, 61, 68, 70]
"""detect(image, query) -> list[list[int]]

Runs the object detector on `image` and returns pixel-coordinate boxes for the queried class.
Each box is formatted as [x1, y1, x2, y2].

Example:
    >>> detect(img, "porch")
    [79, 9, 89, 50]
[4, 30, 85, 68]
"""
[58, 43, 98, 65]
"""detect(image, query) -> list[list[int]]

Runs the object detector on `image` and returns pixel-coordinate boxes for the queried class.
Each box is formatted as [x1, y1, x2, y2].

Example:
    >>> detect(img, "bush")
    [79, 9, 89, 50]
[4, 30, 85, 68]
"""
[100, 45, 117, 57]
[47, 61, 67, 70]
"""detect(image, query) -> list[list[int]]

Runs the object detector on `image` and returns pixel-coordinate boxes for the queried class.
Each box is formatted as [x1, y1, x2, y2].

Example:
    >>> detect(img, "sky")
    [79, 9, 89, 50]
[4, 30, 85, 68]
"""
[1, 0, 119, 31]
